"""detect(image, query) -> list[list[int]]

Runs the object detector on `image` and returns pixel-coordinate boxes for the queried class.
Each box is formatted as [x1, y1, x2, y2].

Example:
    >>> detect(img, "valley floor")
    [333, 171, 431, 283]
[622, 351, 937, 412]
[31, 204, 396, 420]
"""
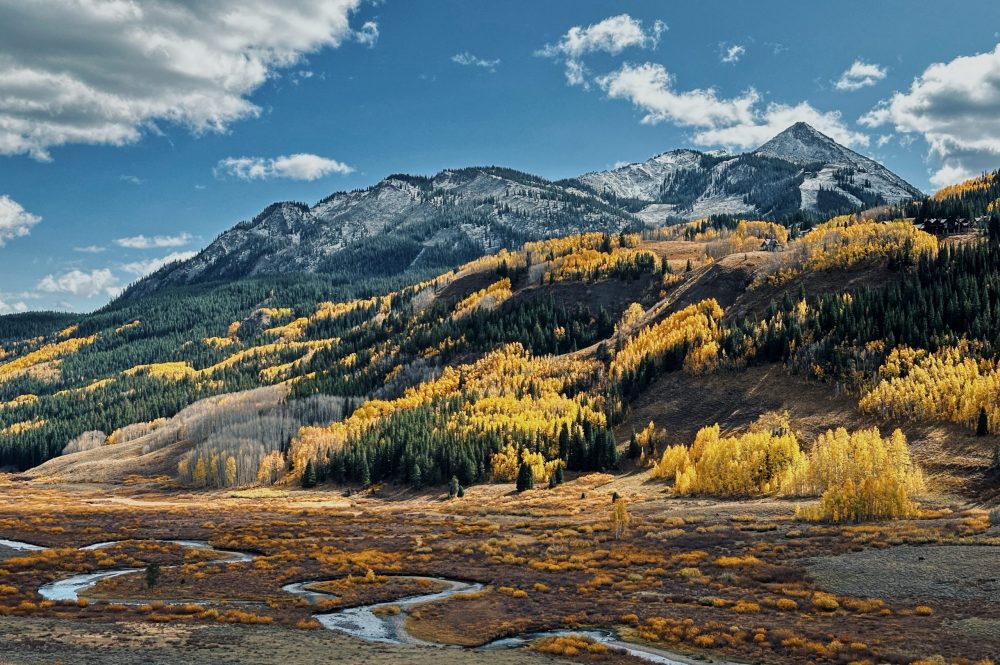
[0, 474, 997, 665]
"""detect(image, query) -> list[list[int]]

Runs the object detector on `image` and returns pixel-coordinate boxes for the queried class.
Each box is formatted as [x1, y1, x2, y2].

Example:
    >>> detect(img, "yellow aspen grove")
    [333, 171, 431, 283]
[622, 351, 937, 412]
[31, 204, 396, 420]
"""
[672, 425, 804, 497]
[289, 343, 605, 481]
[797, 427, 924, 523]
[860, 344, 1000, 433]
[652, 445, 692, 480]
[610, 299, 724, 379]
[256, 451, 285, 485]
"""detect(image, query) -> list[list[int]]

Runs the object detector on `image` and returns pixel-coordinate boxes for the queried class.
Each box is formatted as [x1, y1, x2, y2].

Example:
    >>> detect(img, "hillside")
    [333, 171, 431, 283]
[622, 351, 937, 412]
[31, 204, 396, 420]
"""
[124, 124, 920, 299]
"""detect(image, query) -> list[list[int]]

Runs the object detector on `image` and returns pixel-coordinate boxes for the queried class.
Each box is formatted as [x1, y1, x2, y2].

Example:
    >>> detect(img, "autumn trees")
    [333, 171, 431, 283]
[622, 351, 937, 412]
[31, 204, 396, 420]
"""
[652, 415, 924, 523]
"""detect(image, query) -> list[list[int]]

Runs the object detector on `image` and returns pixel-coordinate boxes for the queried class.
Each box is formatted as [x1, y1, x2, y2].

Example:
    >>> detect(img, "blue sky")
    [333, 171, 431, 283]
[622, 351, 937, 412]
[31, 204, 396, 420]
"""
[2, 0, 1000, 313]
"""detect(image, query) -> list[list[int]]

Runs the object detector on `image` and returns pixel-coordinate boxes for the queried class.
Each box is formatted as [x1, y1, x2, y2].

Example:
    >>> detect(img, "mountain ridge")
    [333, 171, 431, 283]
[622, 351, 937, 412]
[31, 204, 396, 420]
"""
[126, 124, 921, 299]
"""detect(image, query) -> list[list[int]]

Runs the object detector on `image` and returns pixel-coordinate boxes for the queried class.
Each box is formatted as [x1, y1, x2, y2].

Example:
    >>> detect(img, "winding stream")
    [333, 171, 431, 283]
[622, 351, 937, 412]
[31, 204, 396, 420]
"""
[2, 538, 707, 664]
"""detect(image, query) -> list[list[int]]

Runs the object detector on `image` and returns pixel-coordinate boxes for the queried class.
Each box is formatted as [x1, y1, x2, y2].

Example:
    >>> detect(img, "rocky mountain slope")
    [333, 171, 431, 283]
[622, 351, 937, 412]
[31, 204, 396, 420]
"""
[126, 167, 639, 297]
[579, 122, 922, 224]
[126, 124, 920, 298]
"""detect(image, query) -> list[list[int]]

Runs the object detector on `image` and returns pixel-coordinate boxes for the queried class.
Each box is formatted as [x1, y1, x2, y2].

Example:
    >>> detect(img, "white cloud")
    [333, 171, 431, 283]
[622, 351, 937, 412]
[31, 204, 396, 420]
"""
[74, 245, 106, 253]
[597, 62, 868, 151]
[721, 44, 746, 64]
[928, 163, 976, 188]
[215, 153, 354, 181]
[353, 20, 379, 47]
[452, 52, 501, 72]
[0, 195, 41, 246]
[597, 63, 756, 129]
[860, 44, 1000, 187]
[876, 134, 894, 148]
[0, 299, 28, 314]
[537, 14, 666, 87]
[835, 59, 888, 91]
[114, 233, 193, 249]
[0, 1, 368, 160]
[121, 251, 197, 277]
[37, 269, 120, 298]
[119, 175, 143, 185]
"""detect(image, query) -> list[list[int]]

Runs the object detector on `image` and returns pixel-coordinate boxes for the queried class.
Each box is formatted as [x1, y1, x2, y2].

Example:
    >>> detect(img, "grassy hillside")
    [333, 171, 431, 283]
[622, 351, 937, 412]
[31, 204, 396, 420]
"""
[3, 198, 1000, 508]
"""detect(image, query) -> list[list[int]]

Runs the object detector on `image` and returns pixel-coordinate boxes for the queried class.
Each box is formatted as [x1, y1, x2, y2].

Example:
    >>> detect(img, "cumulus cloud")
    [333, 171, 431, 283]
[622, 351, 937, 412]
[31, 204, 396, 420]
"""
[859, 44, 1000, 187]
[215, 153, 354, 181]
[37, 269, 120, 298]
[0, 299, 28, 315]
[121, 251, 197, 277]
[597, 62, 868, 151]
[0, 195, 41, 246]
[0, 0, 368, 160]
[114, 233, 193, 250]
[720, 44, 746, 64]
[537, 14, 666, 87]
[452, 52, 501, 72]
[835, 59, 888, 91]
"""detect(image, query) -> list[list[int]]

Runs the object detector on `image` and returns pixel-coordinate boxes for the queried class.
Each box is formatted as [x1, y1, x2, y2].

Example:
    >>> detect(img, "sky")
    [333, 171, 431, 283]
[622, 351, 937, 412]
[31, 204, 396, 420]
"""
[2, 0, 1000, 314]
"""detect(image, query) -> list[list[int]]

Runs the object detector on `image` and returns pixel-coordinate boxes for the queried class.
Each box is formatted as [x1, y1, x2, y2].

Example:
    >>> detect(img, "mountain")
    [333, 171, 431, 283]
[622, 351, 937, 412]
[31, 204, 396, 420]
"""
[126, 167, 640, 298]
[578, 122, 923, 224]
[127, 124, 921, 298]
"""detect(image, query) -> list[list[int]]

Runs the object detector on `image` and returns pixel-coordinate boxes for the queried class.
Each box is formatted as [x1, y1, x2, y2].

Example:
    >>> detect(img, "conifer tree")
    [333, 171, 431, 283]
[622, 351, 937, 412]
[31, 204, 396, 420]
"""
[516, 462, 534, 492]
[449, 475, 460, 499]
[302, 459, 317, 488]
[978, 406, 990, 437]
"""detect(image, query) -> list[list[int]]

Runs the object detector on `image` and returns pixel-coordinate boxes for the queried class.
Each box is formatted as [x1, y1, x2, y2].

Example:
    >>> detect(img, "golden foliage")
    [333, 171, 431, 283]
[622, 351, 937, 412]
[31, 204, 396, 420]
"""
[290, 344, 603, 478]
[0, 334, 97, 384]
[610, 299, 724, 378]
[798, 219, 937, 272]
[453, 278, 513, 317]
[860, 344, 1000, 433]
[931, 171, 996, 201]
[671, 424, 804, 497]
[796, 427, 924, 523]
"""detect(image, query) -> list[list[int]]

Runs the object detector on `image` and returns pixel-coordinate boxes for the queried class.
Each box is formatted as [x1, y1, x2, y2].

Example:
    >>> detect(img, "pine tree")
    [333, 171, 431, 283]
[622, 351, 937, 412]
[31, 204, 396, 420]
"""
[978, 406, 990, 437]
[449, 475, 460, 499]
[555, 465, 564, 485]
[516, 462, 534, 492]
[628, 433, 641, 460]
[302, 460, 317, 488]
[145, 562, 161, 588]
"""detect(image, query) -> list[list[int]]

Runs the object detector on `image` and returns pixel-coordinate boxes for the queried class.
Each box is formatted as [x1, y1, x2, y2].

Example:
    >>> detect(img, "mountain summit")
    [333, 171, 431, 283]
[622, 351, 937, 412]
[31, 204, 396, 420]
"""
[127, 124, 920, 298]
[579, 123, 922, 223]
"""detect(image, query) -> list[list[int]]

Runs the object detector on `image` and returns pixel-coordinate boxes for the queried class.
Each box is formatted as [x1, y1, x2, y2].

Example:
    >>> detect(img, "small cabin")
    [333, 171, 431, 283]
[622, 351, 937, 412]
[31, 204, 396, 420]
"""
[760, 238, 782, 252]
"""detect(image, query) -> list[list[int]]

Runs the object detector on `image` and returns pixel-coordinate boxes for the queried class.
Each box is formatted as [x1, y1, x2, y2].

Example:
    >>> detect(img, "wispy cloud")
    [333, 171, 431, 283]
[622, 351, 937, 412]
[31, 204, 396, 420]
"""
[0, 195, 41, 246]
[119, 174, 143, 185]
[597, 62, 868, 150]
[835, 59, 888, 91]
[452, 52, 500, 72]
[353, 20, 379, 47]
[114, 233, 193, 249]
[537, 14, 666, 87]
[720, 44, 746, 64]
[121, 251, 197, 277]
[73, 245, 106, 253]
[215, 153, 354, 181]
